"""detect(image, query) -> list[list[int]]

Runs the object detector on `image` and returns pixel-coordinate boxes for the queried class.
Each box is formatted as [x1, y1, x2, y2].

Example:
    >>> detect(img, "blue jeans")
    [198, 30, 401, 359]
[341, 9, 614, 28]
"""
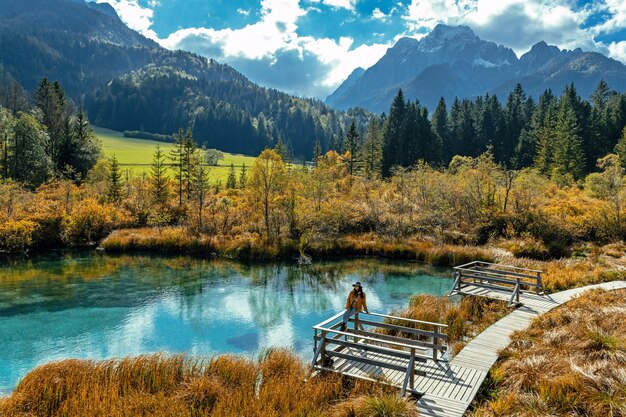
[342, 307, 357, 325]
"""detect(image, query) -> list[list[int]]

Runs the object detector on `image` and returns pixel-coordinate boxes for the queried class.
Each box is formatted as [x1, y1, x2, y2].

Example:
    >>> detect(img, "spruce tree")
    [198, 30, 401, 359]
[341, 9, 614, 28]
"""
[150, 145, 169, 205]
[361, 117, 383, 179]
[312, 138, 322, 167]
[183, 128, 198, 201]
[343, 121, 360, 175]
[615, 126, 626, 169]
[107, 154, 123, 203]
[170, 129, 186, 206]
[226, 163, 237, 188]
[239, 163, 247, 188]
[553, 105, 585, 180]
[382, 90, 406, 177]
[431, 97, 448, 163]
[190, 154, 210, 229]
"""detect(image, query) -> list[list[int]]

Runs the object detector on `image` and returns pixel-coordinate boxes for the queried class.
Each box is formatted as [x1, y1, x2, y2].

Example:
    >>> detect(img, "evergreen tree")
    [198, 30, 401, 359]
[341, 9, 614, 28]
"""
[190, 154, 210, 229]
[343, 121, 360, 175]
[60, 107, 101, 180]
[183, 128, 198, 201]
[360, 117, 382, 178]
[170, 128, 186, 206]
[150, 145, 169, 205]
[615, 126, 626, 169]
[0, 107, 16, 180]
[35, 78, 69, 171]
[226, 163, 237, 188]
[502, 84, 528, 164]
[107, 154, 123, 203]
[9, 113, 52, 188]
[312, 138, 322, 167]
[382, 90, 406, 177]
[534, 105, 558, 174]
[274, 135, 289, 161]
[431, 97, 448, 163]
[553, 104, 585, 180]
[239, 163, 247, 188]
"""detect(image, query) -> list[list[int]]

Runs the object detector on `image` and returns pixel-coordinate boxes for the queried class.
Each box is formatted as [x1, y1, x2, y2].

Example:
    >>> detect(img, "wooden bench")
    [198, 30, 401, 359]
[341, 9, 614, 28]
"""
[450, 261, 544, 307]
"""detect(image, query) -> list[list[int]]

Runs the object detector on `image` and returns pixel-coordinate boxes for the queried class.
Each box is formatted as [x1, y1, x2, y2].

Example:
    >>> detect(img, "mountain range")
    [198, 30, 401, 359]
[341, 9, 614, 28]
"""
[326, 24, 626, 113]
[0, 0, 366, 158]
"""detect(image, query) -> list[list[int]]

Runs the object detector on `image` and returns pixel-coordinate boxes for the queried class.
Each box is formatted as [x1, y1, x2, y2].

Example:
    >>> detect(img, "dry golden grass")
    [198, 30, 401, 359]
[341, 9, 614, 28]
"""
[470, 288, 626, 417]
[0, 349, 416, 417]
[504, 256, 626, 293]
[383, 295, 511, 354]
[102, 227, 494, 266]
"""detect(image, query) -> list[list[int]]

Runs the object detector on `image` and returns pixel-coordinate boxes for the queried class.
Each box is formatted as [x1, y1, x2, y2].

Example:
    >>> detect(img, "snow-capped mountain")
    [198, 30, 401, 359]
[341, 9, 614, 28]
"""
[326, 24, 626, 113]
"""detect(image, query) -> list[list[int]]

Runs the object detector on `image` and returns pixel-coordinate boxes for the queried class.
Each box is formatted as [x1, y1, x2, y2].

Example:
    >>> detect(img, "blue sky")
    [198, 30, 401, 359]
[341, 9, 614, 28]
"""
[102, 0, 626, 98]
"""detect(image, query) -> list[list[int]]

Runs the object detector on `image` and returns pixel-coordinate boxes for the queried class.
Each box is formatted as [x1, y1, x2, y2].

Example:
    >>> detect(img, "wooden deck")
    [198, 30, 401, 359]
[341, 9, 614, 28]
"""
[416, 280, 626, 416]
[311, 277, 626, 417]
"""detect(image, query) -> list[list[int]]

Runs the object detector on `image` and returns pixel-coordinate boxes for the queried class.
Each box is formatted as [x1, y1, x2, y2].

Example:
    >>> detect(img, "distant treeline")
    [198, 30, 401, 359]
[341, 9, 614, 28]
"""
[349, 80, 626, 180]
[123, 130, 174, 143]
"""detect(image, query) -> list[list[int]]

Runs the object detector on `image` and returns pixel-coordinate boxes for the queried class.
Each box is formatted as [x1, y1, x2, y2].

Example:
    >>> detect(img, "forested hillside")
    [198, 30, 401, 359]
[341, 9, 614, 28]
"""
[0, 0, 368, 158]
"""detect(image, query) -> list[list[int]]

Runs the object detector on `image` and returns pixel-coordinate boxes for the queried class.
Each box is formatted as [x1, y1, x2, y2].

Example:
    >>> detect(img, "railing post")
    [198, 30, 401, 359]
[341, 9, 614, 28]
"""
[536, 271, 543, 294]
[410, 348, 415, 390]
[432, 327, 439, 361]
[354, 312, 359, 343]
[516, 278, 520, 304]
[314, 328, 318, 354]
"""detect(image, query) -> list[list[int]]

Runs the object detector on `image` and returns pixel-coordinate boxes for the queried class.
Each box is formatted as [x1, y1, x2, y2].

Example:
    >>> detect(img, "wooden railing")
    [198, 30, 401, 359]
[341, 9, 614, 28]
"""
[311, 311, 448, 396]
[451, 261, 544, 306]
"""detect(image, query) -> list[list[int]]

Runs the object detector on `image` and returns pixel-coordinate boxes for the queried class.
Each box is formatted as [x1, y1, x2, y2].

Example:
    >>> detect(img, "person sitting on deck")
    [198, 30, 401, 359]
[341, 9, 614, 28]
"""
[340, 281, 369, 331]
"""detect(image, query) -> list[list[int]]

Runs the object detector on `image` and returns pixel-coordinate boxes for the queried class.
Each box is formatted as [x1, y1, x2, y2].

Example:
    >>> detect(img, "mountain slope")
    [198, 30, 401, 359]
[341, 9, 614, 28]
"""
[327, 24, 626, 112]
[0, 0, 367, 158]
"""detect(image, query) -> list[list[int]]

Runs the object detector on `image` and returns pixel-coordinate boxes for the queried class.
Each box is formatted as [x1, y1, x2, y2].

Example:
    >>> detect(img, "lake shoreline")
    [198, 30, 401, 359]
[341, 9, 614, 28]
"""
[99, 227, 495, 268]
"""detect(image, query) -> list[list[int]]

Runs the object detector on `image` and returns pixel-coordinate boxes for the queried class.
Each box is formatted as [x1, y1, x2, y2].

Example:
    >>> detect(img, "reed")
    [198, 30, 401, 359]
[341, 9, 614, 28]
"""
[0, 349, 414, 417]
[469, 288, 626, 417]
[102, 227, 495, 267]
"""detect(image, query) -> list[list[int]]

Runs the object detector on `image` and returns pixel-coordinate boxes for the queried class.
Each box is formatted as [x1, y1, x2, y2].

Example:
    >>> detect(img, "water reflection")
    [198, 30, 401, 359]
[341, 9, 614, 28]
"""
[0, 252, 453, 394]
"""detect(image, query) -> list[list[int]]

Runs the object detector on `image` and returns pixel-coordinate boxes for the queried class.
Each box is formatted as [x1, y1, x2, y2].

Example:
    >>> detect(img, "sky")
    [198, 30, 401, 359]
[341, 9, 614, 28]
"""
[101, 0, 626, 99]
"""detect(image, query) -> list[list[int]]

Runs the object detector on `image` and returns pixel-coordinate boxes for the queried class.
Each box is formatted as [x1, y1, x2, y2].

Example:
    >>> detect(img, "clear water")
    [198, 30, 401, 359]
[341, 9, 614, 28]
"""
[0, 252, 453, 394]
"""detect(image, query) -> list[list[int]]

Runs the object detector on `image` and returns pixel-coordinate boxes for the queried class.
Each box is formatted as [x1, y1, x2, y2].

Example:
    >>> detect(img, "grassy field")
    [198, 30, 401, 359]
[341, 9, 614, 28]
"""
[94, 126, 257, 184]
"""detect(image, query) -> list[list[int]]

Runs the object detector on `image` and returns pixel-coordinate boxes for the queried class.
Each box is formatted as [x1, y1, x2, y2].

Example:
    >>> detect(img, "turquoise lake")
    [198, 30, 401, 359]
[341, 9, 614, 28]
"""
[0, 253, 454, 394]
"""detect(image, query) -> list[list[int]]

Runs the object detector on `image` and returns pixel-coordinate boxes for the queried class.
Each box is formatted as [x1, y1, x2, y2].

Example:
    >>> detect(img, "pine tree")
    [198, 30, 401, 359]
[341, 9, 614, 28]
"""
[190, 154, 210, 229]
[107, 155, 123, 203]
[239, 162, 247, 188]
[615, 126, 626, 169]
[360, 117, 383, 179]
[431, 97, 448, 163]
[150, 145, 169, 205]
[553, 104, 585, 180]
[382, 90, 406, 177]
[226, 163, 237, 188]
[534, 106, 558, 174]
[170, 128, 186, 206]
[312, 138, 322, 167]
[274, 135, 288, 161]
[183, 128, 198, 201]
[343, 121, 360, 175]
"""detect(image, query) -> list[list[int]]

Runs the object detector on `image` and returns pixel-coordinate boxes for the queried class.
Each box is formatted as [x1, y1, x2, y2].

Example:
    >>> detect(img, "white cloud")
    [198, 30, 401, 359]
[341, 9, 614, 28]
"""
[309, 0, 358, 11]
[592, 0, 626, 35]
[608, 40, 626, 62]
[401, 0, 604, 57]
[100, 0, 158, 40]
[371, 7, 388, 21]
[159, 0, 388, 97]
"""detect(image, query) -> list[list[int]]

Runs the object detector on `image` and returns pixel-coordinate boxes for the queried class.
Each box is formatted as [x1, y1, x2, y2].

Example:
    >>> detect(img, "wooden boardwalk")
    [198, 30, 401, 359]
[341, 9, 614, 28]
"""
[311, 278, 626, 417]
[416, 280, 626, 416]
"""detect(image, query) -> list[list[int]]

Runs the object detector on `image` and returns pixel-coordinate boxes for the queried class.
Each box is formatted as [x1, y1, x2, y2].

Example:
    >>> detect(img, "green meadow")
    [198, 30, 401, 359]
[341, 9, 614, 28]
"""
[94, 126, 257, 184]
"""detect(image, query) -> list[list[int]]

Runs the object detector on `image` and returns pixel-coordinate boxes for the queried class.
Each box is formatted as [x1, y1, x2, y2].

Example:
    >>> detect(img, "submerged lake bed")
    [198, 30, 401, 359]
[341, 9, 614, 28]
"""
[0, 252, 454, 394]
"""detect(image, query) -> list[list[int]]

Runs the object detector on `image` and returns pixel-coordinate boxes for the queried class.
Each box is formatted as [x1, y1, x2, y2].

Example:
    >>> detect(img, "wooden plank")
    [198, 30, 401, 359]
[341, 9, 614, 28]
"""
[349, 317, 449, 341]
